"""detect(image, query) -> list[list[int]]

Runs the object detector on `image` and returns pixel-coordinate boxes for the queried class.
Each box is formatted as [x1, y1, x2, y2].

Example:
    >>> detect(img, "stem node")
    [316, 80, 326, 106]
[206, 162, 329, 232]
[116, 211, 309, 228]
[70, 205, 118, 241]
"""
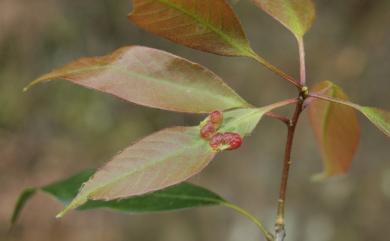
[301, 86, 309, 98]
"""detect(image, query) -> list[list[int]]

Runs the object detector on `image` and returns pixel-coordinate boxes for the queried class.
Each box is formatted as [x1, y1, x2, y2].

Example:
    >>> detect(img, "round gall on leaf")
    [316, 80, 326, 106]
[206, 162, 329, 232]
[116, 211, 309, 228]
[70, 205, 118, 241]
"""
[210, 111, 223, 125]
[199, 110, 224, 140]
[223, 132, 243, 150]
[200, 123, 217, 139]
[209, 133, 225, 150]
[209, 132, 243, 151]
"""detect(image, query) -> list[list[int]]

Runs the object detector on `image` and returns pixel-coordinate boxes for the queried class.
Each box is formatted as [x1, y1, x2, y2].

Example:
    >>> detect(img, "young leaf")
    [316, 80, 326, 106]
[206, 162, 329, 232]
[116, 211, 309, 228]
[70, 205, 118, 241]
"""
[57, 126, 216, 217]
[222, 108, 266, 136]
[357, 107, 390, 137]
[11, 170, 226, 224]
[252, 0, 315, 38]
[24, 46, 250, 113]
[128, 0, 255, 56]
[308, 81, 360, 178]
[221, 99, 297, 136]
[55, 99, 295, 217]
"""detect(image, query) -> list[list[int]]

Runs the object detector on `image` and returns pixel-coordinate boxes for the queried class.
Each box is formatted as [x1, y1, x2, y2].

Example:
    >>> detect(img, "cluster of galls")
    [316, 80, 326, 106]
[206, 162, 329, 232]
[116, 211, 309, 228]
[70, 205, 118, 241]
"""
[199, 111, 243, 151]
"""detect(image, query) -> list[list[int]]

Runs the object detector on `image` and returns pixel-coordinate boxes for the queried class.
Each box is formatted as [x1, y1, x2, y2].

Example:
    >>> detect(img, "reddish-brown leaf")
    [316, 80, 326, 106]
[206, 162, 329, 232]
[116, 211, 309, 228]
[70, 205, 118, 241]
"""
[57, 126, 216, 217]
[56, 101, 297, 217]
[308, 81, 360, 178]
[128, 0, 254, 56]
[25, 46, 249, 113]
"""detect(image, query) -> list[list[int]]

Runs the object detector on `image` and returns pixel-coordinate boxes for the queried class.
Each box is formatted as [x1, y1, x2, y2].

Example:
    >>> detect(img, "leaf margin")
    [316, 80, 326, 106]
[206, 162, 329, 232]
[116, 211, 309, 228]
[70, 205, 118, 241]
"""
[128, 0, 255, 57]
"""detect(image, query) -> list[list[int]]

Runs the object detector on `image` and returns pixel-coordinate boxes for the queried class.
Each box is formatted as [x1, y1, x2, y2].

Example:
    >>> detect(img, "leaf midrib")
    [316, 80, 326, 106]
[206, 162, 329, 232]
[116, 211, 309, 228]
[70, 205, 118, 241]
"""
[82, 108, 266, 202]
[82, 134, 210, 201]
[321, 85, 335, 174]
[284, 0, 305, 36]
[155, 0, 252, 56]
[37, 64, 248, 110]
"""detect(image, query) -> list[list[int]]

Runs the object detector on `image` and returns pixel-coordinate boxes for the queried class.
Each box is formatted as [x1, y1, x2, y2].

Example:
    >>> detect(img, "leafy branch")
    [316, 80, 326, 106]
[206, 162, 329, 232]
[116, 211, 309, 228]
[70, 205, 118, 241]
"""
[12, 1, 390, 241]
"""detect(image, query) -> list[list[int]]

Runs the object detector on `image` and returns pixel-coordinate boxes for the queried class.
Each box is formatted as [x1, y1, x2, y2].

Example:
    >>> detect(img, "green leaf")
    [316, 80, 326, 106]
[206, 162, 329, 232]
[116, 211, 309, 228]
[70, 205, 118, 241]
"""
[308, 81, 360, 178]
[128, 0, 255, 57]
[222, 108, 266, 136]
[42, 169, 95, 204]
[357, 107, 390, 137]
[11, 170, 225, 224]
[79, 182, 225, 212]
[12, 170, 273, 239]
[24, 46, 250, 113]
[11, 188, 38, 225]
[252, 0, 316, 38]
[11, 170, 95, 224]
[221, 99, 296, 136]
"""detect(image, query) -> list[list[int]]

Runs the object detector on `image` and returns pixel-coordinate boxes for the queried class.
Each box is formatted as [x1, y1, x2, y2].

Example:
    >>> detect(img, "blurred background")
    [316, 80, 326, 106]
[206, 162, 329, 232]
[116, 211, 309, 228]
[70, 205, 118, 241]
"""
[1, 0, 389, 241]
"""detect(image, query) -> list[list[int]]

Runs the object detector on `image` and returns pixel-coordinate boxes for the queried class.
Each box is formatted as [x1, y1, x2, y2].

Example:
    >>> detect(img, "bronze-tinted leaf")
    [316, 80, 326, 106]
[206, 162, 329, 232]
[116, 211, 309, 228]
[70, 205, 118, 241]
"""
[308, 81, 360, 178]
[310, 91, 390, 138]
[128, 0, 254, 56]
[24, 46, 249, 113]
[56, 101, 296, 217]
[252, 0, 315, 38]
[57, 126, 215, 217]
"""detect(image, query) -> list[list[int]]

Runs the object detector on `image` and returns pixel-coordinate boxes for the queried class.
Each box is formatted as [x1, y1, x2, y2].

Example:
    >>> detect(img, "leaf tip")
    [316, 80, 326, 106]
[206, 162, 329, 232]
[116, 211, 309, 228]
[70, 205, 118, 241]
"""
[55, 205, 74, 219]
[23, 79, 43, 92]
[22, 86, 30, 93]
[22, 82, 34, 92]
[310, 173, 326, 182]
[10, 188, 38, 225]
[127, 11, 134, 19]
[55, 211, 66, 219]
[56, 196, 88, 218]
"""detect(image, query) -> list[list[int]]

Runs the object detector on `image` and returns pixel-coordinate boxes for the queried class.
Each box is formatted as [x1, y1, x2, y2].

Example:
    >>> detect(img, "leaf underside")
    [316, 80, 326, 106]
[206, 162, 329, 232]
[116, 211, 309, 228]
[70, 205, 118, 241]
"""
[25, 46, 250, 113]
[57, 101, 292, 217]
[252, 0, 315, 38]
[308, 81, 360, 179]
[57, 126, 216, 217]
[11, 170, 225, 225]
[129, 0, 254, 56]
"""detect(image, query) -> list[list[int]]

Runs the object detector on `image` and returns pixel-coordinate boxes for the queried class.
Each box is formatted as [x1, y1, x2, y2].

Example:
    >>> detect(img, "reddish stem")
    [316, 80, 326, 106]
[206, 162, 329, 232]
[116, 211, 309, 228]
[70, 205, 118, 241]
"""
[251, 53, 302, 89]
[274, 37, 307, 241]
[265, 112, 290, 126]
[297, 38, 306, 86]
[274, 97, 303, 241]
